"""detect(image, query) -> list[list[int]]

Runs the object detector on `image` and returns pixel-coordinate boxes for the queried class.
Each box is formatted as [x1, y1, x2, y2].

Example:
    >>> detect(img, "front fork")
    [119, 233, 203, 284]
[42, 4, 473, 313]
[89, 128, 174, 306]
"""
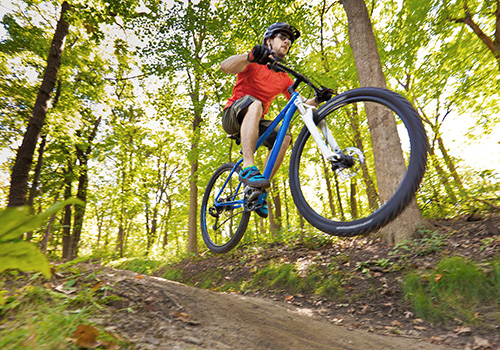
[295, 97, 364, 172]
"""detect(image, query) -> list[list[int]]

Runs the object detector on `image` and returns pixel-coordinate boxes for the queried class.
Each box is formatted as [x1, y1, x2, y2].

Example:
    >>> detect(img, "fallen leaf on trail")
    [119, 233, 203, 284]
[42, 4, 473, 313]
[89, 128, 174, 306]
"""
[284, 295, 294, 302]
[73, 324, 99, 348]
[136, 274, 143, 280]
[391, 320, 402, 328]
[91, 281, 105, 291]
[404, 311, 414, 318]
[359, 304, 370, 314]
[172, 310, 199, 325]
[454, 326, 472, 335]
[434, 273, 444, 283]
[54, 284, 77, 295]
[414, 326, 427, 331]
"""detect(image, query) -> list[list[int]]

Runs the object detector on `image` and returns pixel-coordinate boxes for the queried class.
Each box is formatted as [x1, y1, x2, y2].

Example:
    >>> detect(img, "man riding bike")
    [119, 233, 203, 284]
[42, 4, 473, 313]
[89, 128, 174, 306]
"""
[220, 22, 331, 218]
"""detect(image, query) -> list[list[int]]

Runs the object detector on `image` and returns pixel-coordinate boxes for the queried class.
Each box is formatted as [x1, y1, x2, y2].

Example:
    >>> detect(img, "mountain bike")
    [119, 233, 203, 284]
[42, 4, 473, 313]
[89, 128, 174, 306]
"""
[200, 60, 428, 253]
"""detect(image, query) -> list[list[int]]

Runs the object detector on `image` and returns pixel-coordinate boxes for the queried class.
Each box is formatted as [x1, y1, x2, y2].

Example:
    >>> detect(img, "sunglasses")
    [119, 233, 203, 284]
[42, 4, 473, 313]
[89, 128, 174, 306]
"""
[276, 32, 293, 44]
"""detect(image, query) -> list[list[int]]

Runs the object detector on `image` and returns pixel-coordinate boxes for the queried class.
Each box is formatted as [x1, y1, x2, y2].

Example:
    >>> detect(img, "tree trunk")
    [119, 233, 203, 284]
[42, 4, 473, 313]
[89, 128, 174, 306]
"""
[7, 2, 70, 207]
[282, 178, 290, 228]
[321, 157, 336, 217]
[25, 135, 46, 241]
[269, 200, 277, 237]
[341, 0, 426, 244]
[187, 113, 202, 255]
[117, 223, 125, 258]
[350, 179, 358, 218]
[68, 116, 101, 259]
[40, 194, 59, 254]
[70, 169, 87, 259]
[350, 105, 379, 210]
[271, 181, 282, 231]
[61, 172, 72, 260]
[334, 173, 345, 220]
[162, 199, 172, 249]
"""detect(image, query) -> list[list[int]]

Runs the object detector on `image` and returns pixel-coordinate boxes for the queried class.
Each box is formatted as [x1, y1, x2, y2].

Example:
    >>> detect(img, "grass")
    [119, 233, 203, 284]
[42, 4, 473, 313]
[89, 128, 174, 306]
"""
[403, 256, 500, 325]
[110, 257, 169, 275]
[0, 263, 131, 350]
[245, 261, 346, 299]
[0, 285, 92, 350]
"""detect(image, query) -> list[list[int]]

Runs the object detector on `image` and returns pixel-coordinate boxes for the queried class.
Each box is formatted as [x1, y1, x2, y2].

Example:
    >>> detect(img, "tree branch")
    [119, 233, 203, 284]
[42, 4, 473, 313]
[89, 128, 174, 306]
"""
[452, 2, 498, 54]
[105, 74, 146, 81]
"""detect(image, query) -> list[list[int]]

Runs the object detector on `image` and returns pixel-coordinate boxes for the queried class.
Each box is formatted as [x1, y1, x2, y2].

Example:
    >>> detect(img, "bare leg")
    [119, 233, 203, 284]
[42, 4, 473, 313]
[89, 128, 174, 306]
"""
[240, 102, 263, 168]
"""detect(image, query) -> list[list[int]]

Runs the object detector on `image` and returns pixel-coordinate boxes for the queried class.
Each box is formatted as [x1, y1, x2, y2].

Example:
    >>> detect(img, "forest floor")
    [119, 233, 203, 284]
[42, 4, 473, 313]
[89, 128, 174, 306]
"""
[146, 214, 500, 350]
[2, 215, 500, 349]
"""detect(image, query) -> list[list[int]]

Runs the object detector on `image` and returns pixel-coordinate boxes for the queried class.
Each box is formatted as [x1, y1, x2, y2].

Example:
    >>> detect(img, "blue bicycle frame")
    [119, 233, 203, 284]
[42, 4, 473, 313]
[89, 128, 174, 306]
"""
[213, 91, 301, 209]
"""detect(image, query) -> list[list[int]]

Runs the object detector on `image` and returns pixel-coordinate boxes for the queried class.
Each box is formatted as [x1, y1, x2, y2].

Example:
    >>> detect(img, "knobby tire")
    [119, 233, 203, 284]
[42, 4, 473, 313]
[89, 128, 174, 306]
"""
[289, 87, 428, 236]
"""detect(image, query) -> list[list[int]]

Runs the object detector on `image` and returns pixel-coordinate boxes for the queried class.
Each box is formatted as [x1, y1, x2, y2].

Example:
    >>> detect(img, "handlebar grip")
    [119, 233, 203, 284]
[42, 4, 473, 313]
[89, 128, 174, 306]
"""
[288, 79, 302, 94]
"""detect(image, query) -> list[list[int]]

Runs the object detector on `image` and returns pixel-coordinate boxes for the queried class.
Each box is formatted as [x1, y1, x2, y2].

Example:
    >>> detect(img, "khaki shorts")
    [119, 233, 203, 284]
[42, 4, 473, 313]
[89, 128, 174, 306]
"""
[222, 95, 290, 150]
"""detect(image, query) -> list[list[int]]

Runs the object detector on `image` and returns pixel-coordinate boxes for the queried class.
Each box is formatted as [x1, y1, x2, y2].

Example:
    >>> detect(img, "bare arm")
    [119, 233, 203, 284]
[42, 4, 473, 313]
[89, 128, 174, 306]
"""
[220, 54, 250, 74]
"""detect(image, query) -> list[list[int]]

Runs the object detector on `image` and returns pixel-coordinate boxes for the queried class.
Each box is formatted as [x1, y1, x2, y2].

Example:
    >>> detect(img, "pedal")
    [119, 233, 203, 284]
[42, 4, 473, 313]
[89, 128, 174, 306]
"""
[244, 186, 265, 202]
[243, 186, 265, 211]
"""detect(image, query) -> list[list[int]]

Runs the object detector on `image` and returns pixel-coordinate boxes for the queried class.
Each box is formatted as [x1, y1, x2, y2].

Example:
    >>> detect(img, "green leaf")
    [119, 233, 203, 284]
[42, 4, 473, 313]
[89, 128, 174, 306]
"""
[0, 241, 51, 278]
[0, 198, 83, 242]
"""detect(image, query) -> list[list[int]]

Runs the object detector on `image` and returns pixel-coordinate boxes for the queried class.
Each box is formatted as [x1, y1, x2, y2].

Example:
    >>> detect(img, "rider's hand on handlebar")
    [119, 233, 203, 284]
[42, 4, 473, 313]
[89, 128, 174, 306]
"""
[247, 45, 273, 65]
[315, 87, 334, 104]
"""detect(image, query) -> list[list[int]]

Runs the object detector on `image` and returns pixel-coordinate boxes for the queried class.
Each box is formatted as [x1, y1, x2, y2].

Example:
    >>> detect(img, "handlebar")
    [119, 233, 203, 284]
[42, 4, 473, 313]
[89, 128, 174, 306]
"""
[267, 59, 321, 95]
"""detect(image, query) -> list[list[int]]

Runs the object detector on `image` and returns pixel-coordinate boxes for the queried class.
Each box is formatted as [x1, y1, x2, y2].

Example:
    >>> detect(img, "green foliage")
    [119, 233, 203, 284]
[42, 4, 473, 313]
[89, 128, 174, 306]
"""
[0, 199, 82, 278]
[162, 268, 184, 282]
[248, 261, 346, 299]
[111, 258, 168, 275]
[250, 263, 303, 293]
[0, 263, 129, 349]
[0, 285, 91, 350]
[391, 229, 448, 259]
[403, 256, 500, 324]
[419, 166, 500, 218]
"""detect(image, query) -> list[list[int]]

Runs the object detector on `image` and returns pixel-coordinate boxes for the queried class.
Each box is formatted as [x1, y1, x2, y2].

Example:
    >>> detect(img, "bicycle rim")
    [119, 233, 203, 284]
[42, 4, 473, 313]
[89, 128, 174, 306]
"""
[289, 88, 428, 236]
[200, 163, 250, 253]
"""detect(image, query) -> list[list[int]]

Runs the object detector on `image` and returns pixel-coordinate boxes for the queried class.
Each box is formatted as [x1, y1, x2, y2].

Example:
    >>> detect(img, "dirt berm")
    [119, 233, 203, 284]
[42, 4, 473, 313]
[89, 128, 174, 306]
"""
[84, 264, 454, 350]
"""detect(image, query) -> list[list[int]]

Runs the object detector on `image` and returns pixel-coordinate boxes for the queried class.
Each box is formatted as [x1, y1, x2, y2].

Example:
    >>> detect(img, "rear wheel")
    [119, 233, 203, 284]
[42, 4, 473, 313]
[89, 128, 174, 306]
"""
[200, 163, 250, 253]
[289, 88, 428, 236]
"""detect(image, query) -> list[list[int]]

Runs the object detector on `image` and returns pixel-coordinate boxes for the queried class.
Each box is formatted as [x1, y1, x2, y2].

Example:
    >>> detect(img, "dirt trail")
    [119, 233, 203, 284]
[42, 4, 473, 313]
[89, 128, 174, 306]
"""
[84, 264, 453, 350]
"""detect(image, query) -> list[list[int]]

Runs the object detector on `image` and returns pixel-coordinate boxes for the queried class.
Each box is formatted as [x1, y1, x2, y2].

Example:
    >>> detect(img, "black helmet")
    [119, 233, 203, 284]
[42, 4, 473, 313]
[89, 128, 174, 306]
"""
[263, 22, 300, 45]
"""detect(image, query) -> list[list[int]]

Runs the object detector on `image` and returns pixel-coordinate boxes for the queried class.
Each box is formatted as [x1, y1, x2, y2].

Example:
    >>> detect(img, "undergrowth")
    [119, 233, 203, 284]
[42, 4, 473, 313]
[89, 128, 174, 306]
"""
[403, 256, 500, 325]
[0, 261, 131, 350]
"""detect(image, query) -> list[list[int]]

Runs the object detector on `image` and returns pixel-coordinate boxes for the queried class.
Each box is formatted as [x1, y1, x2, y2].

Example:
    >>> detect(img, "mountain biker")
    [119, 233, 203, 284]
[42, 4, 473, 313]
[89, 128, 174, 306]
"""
[220, 22, 331, 218]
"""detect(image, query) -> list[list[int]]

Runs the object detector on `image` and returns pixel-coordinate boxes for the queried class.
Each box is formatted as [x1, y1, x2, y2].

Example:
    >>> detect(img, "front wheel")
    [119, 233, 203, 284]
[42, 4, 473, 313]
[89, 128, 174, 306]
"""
[200, 163, 250, 253]
[289, 88, 428, 236]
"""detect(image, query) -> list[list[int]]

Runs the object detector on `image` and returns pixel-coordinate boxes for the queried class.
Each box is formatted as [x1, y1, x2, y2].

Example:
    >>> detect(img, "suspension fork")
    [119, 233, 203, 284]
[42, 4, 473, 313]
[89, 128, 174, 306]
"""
[295, 97, 342, 162]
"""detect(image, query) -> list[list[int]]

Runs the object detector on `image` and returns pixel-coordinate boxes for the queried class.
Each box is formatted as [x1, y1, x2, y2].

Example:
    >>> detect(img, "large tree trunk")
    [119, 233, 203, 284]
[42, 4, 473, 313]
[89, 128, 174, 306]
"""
[7, 2, 70, 207]
[341, 0, 427, 244]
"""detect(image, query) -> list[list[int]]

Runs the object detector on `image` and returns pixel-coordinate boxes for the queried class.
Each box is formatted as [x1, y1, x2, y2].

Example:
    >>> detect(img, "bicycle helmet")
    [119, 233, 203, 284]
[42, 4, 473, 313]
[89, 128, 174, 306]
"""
[263, 22, 300, 45]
